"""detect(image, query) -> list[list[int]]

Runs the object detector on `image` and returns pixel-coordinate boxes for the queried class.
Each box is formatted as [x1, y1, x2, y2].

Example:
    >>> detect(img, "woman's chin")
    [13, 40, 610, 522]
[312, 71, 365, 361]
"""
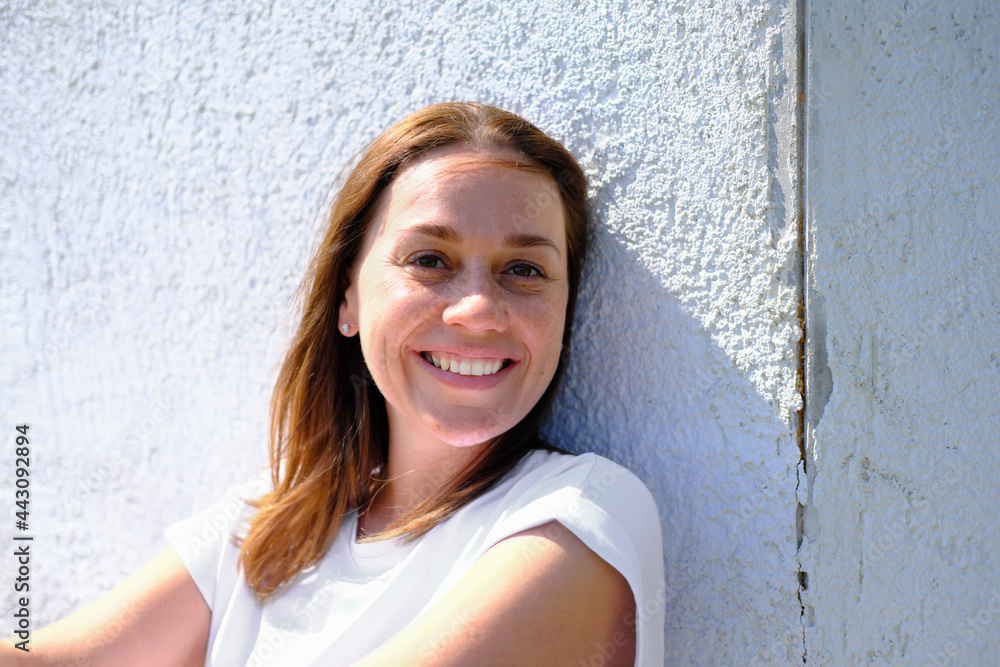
[420, 411, 520, 449]
[430, 426, 506, 449]
[384, 395, 537, 451]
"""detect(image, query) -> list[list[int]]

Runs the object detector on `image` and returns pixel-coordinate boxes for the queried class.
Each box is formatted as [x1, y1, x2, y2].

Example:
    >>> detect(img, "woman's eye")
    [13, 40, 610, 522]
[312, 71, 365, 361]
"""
[414, 255, 446, 269]
[507, 263, 544, 278]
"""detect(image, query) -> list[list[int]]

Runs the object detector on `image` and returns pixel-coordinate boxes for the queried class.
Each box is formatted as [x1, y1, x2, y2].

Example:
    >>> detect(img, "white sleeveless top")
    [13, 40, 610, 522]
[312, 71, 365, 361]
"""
[166, 451, 664, 666]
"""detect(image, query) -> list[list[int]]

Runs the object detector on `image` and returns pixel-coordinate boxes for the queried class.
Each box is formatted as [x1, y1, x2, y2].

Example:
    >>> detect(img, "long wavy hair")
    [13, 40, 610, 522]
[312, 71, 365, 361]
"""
[238, 102, 589, 599]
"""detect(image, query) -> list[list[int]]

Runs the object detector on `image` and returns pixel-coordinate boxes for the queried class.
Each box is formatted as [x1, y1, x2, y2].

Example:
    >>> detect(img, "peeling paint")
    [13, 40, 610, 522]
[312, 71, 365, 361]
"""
[805, 288, 834, 429]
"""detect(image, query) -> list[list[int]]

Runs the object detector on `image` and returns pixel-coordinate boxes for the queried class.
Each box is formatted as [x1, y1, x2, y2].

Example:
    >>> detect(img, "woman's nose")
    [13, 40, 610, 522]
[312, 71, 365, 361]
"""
[441, 269, 507, 332]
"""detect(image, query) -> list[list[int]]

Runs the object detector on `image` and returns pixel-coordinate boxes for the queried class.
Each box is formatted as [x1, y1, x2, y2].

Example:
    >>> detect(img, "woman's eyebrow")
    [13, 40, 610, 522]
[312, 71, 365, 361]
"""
[409, 223, 460, 242]
[407, 224, 560, 256]
[502, 232, 561, 256]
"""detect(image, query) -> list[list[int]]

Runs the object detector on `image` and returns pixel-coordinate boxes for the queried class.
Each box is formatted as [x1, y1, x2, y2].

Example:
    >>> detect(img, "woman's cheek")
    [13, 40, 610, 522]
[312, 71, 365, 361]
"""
[523, 297, 567, 376]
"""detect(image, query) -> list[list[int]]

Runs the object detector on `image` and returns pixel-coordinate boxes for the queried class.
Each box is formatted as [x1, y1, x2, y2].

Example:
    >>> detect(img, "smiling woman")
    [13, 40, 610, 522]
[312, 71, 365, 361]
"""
[1, 102, 663, 666]
[343, 147, 570, 460]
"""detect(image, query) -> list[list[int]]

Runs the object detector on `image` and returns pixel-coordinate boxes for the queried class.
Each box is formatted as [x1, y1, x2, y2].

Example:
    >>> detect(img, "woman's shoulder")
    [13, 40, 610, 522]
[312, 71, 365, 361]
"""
[473, 449, 661, 564]
[459, 448, 664, 667]
[503, 449, 659, 518]
[163, 475, 269, 605]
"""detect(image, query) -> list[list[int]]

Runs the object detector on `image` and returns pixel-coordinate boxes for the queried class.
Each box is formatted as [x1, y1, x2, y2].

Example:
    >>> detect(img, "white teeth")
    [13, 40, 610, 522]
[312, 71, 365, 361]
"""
[423, 353, 507, 376]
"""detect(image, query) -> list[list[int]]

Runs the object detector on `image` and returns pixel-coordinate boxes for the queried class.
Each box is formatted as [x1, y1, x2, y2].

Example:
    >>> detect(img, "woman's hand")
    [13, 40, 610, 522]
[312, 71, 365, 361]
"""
[0, 546, 209, 666]
[355, 521, 636, 667]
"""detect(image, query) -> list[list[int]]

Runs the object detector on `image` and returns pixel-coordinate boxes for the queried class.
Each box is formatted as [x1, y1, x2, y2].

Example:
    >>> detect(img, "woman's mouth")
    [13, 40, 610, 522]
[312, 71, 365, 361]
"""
[420, 352, 511, 376]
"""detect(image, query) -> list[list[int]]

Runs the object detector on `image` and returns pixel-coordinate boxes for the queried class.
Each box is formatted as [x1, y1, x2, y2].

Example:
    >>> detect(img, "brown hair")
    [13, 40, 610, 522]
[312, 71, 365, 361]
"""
[238, 102, 589, 599]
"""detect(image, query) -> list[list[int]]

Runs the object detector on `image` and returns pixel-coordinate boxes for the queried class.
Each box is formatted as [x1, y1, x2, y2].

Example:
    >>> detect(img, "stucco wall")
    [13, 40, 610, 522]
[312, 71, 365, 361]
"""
[801, 1, 1000, 664]
[0, 0, 802, 662]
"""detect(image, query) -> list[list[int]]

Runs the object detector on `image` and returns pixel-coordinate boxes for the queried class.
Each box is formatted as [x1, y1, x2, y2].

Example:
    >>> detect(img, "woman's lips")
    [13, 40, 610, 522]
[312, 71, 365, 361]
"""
[419, 352, 511, 376]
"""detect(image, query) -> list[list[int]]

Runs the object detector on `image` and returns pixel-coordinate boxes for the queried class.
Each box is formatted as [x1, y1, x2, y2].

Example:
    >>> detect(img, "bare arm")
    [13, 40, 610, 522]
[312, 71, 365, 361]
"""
[355, 521, 636, 667]
[1, 546, 210, 666]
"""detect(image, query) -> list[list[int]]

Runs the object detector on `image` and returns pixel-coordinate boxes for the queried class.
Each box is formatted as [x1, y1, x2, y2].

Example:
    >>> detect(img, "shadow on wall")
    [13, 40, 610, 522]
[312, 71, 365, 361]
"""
[544, 225, 801, 663]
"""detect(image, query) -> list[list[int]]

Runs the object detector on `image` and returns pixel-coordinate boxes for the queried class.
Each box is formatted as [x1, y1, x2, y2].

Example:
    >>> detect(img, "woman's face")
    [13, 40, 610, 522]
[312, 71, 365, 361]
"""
[341, 145, 569, 450]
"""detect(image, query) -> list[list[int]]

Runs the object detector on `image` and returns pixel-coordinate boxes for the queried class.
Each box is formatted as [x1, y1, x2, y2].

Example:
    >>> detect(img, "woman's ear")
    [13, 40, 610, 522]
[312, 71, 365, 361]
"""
[339, 279, 359, 336]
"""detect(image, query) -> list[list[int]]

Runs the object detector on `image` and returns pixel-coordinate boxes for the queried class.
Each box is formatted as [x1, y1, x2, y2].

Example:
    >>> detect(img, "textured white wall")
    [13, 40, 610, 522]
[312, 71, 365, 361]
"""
[802, 1, 1000, 664]
[0, 1, 802, 662]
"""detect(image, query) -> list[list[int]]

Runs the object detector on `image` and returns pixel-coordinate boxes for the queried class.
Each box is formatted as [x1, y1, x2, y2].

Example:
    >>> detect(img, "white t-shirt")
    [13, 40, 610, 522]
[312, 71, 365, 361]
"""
[166, 450, 664, 666]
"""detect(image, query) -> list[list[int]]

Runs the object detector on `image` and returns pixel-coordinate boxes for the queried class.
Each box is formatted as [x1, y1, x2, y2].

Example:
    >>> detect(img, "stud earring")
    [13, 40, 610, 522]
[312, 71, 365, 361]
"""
[341, 323, 350, 335]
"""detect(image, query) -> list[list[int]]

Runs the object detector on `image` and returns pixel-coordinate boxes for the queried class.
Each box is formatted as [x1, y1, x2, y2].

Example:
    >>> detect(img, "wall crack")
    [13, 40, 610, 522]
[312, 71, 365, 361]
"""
[794, 0, 809, 662]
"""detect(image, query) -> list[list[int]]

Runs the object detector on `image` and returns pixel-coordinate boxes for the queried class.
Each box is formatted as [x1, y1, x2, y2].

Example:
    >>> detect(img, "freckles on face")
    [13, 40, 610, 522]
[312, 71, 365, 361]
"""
[343, 145, 570, 449]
